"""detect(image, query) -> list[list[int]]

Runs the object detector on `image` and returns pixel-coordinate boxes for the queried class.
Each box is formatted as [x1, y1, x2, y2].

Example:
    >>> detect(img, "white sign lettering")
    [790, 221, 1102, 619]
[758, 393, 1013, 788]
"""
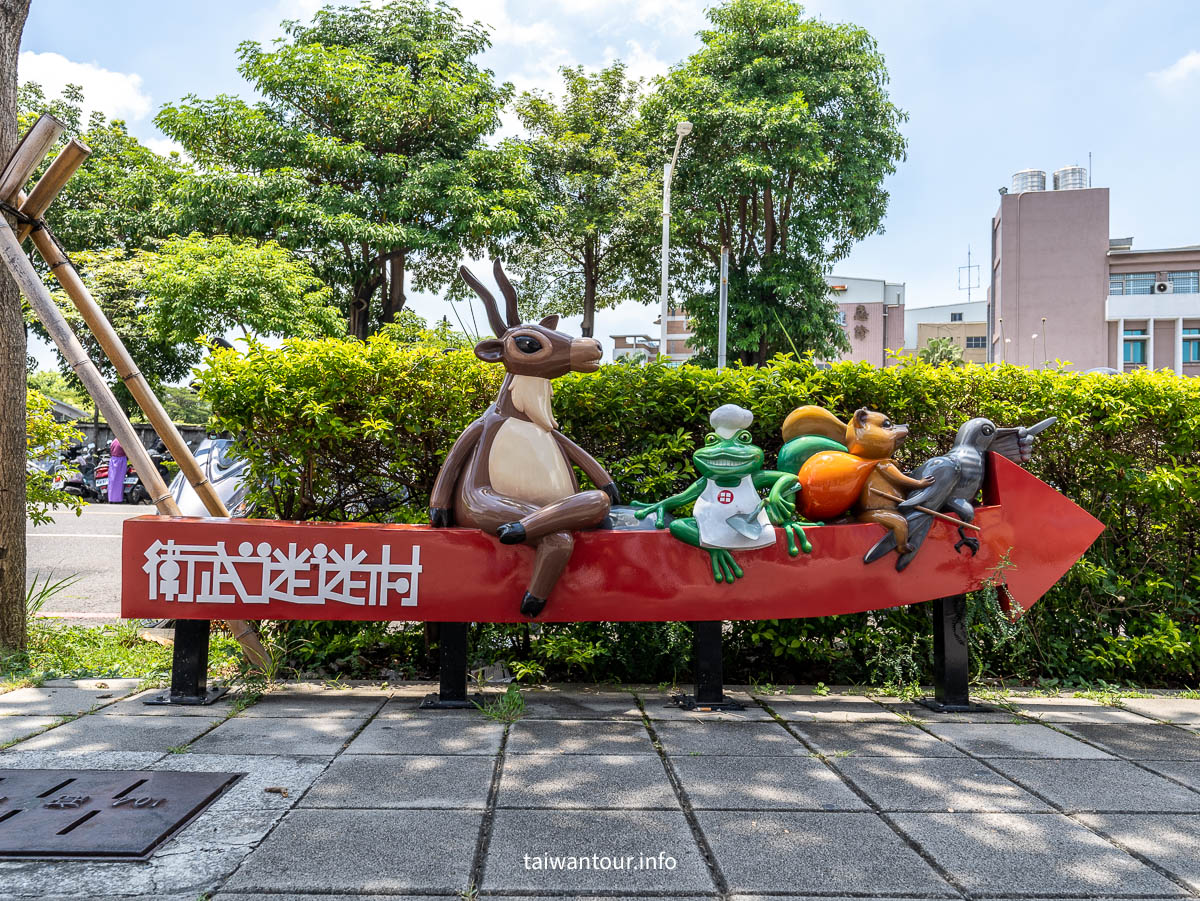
[142, 539, 421, 608]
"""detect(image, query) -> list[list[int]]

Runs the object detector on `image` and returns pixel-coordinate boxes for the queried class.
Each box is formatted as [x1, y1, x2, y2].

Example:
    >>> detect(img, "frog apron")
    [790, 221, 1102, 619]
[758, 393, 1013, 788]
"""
[694, 475, 776, 550]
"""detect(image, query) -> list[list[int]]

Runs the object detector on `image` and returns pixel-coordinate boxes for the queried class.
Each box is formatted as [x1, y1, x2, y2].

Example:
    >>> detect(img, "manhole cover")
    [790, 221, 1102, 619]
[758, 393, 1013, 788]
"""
[0, 769, 240, 860]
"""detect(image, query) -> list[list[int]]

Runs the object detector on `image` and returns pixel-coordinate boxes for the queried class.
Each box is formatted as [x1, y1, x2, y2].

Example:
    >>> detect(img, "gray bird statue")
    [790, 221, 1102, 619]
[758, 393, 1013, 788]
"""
[864, 416, 1056, 570]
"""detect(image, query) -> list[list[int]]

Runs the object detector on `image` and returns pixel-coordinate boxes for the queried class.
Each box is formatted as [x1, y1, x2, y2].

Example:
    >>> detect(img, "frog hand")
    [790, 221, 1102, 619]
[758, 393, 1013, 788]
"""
[631, 500, 669, 528]
[780, 521, 813, 557]
[765, 475, 800, 526]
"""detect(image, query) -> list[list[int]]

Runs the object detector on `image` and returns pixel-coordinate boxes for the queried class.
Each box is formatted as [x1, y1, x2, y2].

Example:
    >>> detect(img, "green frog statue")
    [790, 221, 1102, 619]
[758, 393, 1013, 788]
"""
[633, 404, 815, 582]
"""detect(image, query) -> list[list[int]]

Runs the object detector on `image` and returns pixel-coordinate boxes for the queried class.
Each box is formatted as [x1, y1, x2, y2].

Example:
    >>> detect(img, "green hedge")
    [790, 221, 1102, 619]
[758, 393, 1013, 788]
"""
[198, 335, 1200, 687]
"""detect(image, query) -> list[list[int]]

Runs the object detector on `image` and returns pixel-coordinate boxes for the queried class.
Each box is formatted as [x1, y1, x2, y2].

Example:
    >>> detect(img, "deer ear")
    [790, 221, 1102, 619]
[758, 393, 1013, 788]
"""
[474, 339, 505, 363]
[539, 314, 559, 330]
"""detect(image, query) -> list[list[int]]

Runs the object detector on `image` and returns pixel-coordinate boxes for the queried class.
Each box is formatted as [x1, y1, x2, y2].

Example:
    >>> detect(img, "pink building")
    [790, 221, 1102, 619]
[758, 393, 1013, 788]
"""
[825, 275, 906, 367]
[990, 172, 1200, 375]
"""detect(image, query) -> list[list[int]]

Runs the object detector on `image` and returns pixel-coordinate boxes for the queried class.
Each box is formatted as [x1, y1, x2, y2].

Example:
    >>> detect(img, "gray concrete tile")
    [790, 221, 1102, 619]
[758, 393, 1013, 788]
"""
[224, 809, 480, 894]
[1077, 813, 1200, 891]
[698, 810, 954, 895]
[1067, 724, 1200, 760]
[1121, 697, 1200, 724]
[988, 758, 1200, 812]
[874, 699, 1020, 723]
[890, 812, 1184, 896]
[153, 752, 329, 811]
[519, 690, 644, 720]
[507, 718, 655, 754]
[346, 712, 503, 755]
[924, 722, 1114, 758]
[215, 896, 453, 901]
[0, 679, 138, 716]
[1143, 760, 1200, 791]
[498, 753, 676, 809]
[11, 712, 217, 752]
[1012, 696, 1154, 724]
[234, 686, 388, 717]
[767, 696, 902, 722]
[640, 690, 777, 721]
[0, 749, 164, 769]
[671, 755, 867, 810]
[99, 688, 239, 716]
[303, 753, 495, 809]
[484, 809, 714, 893]
[652, 721, 806, 756]
[794, 723, 964, 757]
[836, 756, 1050, 812]
[190, 715, 368, 755]
[0, 716, 55, 746]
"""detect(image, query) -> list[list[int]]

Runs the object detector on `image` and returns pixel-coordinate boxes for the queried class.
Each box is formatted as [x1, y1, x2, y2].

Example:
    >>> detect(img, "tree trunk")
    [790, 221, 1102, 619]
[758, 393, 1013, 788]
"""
[383, 250, 406, 323]
[0, 0, 31, 652]
[581, 243, 595, 338]
[348, 293, 370, 340]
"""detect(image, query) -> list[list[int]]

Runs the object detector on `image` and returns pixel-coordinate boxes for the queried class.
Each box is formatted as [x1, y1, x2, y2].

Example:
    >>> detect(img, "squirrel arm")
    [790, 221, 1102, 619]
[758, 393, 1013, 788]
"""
[430, 417, 485, 512]
[552, 432, 614, 490]
[876, 461, 932, 490]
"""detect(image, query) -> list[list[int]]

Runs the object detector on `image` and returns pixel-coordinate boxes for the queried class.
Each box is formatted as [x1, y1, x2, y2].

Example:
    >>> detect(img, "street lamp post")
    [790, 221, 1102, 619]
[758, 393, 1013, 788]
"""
[660, 120, 692, 363]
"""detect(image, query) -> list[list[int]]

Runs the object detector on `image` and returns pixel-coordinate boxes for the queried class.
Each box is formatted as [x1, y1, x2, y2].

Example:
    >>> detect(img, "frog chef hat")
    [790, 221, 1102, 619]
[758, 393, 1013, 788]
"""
[710, 404, 754, 438]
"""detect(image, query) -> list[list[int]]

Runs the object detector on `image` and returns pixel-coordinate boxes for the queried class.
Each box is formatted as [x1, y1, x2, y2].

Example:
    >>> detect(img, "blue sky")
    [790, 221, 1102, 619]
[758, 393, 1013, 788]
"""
[20, 0, 1200, 363]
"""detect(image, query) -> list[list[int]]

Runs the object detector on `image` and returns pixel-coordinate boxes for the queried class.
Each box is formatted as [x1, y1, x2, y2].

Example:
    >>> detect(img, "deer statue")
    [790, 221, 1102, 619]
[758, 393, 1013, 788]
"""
[429, 260, 619, 617]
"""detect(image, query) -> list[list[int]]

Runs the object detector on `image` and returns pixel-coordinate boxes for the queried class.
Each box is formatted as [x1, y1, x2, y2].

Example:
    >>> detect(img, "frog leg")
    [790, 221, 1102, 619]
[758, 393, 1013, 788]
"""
[669, 518, 743, 583]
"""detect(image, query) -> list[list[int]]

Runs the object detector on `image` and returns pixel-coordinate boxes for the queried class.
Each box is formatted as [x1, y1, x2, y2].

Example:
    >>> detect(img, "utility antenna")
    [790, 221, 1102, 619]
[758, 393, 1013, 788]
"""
[957, 245, 980, 304]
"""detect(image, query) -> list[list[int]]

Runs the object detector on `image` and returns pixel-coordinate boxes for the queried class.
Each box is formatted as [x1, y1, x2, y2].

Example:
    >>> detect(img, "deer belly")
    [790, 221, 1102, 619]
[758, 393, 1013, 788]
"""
[488, 418, 576, 506]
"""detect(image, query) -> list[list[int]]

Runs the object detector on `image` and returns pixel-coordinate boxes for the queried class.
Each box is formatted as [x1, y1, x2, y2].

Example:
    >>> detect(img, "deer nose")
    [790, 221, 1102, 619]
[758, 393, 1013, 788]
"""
[570, 337, 603, 371]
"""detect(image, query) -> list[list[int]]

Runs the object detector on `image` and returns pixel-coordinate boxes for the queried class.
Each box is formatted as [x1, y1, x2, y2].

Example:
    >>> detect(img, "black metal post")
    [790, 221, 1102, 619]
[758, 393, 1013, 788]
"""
[420, 622, 480, 709]
[145, 619, 227, 705]
[673, 621, 743, 711]
[924, 594, 976, 713]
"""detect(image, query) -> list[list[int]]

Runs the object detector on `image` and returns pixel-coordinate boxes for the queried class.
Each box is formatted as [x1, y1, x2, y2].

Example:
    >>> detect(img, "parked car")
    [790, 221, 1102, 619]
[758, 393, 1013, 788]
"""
[170, 437, 250, 517]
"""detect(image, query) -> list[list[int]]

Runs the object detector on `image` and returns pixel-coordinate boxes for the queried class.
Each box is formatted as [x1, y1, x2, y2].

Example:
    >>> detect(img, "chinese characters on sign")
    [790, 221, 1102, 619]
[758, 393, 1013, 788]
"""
[142, 539, 422, 608]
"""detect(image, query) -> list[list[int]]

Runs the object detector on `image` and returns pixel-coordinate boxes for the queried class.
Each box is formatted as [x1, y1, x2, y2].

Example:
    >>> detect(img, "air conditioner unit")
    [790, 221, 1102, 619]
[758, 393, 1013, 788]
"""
[1154, 280, 1172, 294]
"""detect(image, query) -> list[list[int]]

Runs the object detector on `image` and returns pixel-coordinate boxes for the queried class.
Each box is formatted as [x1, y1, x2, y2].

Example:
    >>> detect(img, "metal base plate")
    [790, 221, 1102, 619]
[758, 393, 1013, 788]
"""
[419, 692, 485, 710]
[670, 694, 746, 712]
[143, 685, 229, 706]
[0, 769, 240, 860]
[916, 697, 993, 714]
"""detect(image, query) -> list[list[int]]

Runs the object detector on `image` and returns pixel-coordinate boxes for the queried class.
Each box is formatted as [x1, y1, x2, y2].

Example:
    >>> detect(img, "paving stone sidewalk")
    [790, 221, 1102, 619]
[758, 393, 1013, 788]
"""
[0, 680, 1198, 899]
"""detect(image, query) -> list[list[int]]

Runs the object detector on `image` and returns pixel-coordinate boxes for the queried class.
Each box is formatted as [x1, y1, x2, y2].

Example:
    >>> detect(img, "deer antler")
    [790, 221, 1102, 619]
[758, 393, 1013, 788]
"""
[492, 260, 521, 329]
[459, 264, 509, 338]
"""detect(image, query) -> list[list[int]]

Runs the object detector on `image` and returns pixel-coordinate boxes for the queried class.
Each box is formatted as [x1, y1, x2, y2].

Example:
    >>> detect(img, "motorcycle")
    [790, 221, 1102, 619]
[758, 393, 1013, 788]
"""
[95, 450, 148, 504]
[54, 442, 98, 500]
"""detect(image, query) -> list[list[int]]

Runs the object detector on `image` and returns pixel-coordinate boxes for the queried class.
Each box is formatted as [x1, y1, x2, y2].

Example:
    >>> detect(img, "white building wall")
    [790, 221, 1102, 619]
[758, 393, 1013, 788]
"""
[904, 300, 988, 349]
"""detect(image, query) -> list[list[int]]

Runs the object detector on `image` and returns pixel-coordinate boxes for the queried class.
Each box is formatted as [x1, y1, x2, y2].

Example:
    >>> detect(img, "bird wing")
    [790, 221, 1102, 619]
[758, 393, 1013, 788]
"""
[898, 455, 959, 511]
[895, 511, 936, 572]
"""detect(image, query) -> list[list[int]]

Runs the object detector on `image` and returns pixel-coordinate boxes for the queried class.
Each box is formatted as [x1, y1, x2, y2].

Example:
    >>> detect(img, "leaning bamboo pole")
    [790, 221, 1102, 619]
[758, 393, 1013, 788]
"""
[4, 116, 267, 667]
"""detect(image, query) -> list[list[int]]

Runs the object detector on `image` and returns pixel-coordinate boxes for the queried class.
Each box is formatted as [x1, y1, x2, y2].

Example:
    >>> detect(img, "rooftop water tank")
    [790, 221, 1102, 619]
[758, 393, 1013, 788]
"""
[1011, 169, 1046, 193]
[1053, 166, 1088, 190]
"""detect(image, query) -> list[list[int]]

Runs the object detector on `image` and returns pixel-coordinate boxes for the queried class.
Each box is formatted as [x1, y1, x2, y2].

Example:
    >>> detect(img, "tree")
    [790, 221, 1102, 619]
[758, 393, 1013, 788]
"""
[156, 0, 529, 339]
[645, 0, 907, 365]
[917, 336, 965, 367]
[507, 63, 660, 337]
[25, 390, 83, 527]
[0, 0, 30, 652]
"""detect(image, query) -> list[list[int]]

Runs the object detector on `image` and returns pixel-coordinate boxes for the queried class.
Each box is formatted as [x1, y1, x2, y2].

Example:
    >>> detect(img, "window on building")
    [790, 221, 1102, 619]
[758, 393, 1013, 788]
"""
[950, 312, 963, 322]
[1124, 328, 1147, 364]
[836, 311, 847, 326]
[1110, 273, 1156, 295]
[1169, 271, 1200, 294]
[965, 336, 986, 349]
[1185, 328, 1200, 363]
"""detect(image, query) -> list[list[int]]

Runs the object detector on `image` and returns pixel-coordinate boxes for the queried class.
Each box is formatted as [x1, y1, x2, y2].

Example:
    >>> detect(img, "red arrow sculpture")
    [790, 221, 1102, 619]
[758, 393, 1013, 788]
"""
[121, 453, 1102, 624]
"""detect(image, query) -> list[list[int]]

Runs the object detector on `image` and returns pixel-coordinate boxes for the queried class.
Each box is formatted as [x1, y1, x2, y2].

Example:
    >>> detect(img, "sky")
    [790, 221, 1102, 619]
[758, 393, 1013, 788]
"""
[19, 0, 1200, 367]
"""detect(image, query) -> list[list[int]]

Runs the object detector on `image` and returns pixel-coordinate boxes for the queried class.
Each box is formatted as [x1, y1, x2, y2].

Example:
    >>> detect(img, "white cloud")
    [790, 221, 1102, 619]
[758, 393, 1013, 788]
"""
[618, 39, 670, 84]
[143, 136, 187, 158]
[18, 51, 152, 122]
[1148, 50, 1200, 89]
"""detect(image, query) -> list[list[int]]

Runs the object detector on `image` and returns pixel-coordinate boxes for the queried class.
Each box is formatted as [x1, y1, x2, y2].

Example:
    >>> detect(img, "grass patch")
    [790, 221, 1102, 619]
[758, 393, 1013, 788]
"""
[474, 684, 526, 723]
[0, 620, 242, 687]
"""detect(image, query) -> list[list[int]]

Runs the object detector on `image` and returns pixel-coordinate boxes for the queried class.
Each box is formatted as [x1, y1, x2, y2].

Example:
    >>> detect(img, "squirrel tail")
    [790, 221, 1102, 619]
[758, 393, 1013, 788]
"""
[781, 405, 849, 444]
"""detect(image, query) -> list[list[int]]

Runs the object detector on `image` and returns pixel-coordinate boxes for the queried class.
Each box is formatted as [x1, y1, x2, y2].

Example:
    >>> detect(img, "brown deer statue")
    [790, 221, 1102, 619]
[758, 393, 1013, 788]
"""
[429, 260, 619, 617]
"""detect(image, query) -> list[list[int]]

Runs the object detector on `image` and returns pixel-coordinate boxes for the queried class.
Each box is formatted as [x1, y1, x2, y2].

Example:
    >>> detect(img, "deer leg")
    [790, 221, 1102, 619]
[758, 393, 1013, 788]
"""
[510, 490, 610, 543]
[522, 530, 574, 618]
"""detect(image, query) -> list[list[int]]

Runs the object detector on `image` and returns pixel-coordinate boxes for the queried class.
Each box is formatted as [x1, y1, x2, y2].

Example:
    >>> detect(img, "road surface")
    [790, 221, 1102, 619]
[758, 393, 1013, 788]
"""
[26, 503, 145, 623]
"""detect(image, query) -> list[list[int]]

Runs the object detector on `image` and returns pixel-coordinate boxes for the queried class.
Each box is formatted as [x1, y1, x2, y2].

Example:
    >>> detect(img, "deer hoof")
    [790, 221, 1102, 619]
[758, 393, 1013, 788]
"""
[497, 521, 527, 544]
[520, 592, 547, 618]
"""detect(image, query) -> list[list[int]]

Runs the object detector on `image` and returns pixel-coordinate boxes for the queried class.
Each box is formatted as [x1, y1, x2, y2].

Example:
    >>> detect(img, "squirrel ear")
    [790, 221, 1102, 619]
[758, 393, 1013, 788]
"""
[853, 408, 869, 424]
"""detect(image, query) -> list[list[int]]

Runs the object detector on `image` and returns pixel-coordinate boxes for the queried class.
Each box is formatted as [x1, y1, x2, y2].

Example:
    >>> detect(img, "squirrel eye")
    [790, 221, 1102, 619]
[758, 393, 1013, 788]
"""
[882, 419, 892, 428]
[705, 433, 720, 445]
[514, 335, 542, 354]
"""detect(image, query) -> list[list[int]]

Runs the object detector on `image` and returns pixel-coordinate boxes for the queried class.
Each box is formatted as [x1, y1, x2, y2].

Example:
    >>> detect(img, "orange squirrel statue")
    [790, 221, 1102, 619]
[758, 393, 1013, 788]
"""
[779, 406, 932, 553]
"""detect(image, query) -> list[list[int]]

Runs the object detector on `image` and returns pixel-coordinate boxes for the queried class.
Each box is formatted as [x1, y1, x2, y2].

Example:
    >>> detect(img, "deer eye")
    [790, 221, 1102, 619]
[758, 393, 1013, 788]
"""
[514, 335, 542, 354]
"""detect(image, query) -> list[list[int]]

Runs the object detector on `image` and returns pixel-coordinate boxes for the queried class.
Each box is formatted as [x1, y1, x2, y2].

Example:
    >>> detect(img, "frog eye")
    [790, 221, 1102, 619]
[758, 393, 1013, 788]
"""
[705, 433, 720, 445]
[735, 430, 753, 444]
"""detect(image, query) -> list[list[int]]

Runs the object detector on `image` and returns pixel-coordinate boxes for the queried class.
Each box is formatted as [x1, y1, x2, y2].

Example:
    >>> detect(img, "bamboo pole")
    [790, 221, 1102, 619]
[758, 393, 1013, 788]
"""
[0, 114, 64, 203]
[4, 140, 268, 667]
[869, 487, 983, 531]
